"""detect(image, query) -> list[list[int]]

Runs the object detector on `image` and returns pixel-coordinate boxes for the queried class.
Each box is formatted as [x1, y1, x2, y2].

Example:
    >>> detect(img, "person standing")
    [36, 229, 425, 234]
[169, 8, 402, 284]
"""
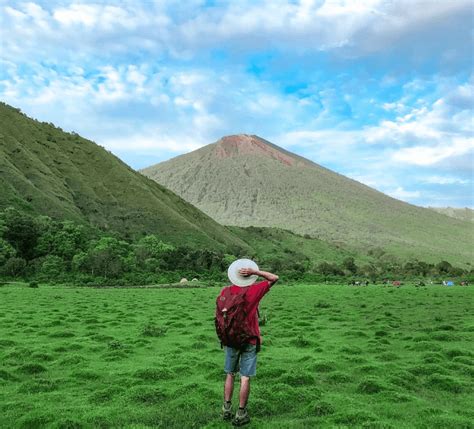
[215, 260, 279, 426]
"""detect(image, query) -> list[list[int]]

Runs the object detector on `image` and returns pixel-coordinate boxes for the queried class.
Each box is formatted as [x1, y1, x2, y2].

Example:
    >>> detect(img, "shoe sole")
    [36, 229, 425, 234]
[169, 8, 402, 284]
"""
[232, 418, 250, 427]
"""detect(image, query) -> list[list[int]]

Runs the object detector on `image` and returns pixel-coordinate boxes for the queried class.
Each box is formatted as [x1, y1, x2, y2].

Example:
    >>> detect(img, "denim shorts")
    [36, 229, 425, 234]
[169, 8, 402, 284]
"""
[224, 344, 257, 377]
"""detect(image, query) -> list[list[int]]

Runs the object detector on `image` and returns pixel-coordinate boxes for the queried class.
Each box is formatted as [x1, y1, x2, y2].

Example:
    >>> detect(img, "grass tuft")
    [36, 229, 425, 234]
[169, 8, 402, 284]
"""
[49, 331, 75, 338]
[129, 386, 167, 404]
[425, 374, 465, 393]
[314, 301, 331, 309]
[141, 322, 167, 337]
[311, 361, 337, 373]
[311, 401, 335, 416]
[290, 335, 312, 347]
[444, 348, 473, 359]
[0, 368, 18, 381]
[334, 410, 377, 425]
[54, 418, 84, 429]
[89, 386, 124, 404]
[134, 368, 174, 381]
[18, 378, 58, 393]
[17, 363, 47, 374]
[357, 377, 385, 394]
[281, 371, 316, 387]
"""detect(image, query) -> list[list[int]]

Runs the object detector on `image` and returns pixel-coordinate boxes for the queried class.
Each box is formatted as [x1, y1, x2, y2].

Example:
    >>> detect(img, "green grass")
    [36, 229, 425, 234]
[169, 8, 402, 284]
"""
[1, 282, 473, 428]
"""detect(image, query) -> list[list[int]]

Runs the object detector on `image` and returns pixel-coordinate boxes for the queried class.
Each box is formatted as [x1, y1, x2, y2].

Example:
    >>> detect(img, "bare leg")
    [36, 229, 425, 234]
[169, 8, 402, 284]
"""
[239, 376, 250, 408]
[224, 373, 235, 402]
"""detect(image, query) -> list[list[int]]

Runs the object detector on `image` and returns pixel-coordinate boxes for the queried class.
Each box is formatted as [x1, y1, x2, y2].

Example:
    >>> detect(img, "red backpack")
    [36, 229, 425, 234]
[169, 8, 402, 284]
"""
[215, 287, 260, 352]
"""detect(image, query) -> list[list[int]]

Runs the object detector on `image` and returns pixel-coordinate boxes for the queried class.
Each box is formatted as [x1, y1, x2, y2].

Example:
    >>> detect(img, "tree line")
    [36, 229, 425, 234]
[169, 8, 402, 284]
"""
[0, 208, 471, 285]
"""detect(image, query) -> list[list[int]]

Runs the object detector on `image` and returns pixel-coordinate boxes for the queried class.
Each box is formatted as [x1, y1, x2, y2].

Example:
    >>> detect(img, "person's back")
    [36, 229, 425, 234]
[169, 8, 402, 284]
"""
[216, 263, 279, 426]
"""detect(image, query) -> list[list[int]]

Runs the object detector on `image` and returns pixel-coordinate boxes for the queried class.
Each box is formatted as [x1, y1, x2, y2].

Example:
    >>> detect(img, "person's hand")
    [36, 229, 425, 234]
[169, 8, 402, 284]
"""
[239, 268, 256, 277]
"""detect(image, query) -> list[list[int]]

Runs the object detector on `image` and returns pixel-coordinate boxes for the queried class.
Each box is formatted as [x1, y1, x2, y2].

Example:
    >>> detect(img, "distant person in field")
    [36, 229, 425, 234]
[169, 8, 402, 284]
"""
[215, 259, 279, 427]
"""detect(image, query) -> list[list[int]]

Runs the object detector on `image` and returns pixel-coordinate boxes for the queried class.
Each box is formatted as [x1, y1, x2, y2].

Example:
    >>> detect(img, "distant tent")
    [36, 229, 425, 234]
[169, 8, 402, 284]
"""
[446, 281, 454, 286]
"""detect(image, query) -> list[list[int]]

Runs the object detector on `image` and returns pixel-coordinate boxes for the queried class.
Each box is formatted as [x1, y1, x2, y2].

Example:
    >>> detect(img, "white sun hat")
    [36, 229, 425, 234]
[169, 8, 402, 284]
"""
[227, 259, 259, 287]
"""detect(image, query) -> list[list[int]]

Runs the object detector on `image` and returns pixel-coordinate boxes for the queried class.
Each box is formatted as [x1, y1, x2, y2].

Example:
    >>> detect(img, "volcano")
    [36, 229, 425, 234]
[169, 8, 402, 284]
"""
[141, 134, 473, 263]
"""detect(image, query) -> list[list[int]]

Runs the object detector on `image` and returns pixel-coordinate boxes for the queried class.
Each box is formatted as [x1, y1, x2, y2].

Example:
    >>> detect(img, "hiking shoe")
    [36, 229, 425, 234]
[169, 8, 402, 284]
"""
[222, 402, 232, 421]
[232, 408, 250, 426]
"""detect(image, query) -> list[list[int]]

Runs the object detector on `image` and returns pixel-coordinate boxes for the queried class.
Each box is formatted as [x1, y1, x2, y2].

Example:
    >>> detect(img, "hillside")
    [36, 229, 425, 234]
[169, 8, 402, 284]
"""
[229, 226, 368, 266]
[428, 207, 474, 223]
[0, 103, 248, 251]
[142, 134, 473, 265]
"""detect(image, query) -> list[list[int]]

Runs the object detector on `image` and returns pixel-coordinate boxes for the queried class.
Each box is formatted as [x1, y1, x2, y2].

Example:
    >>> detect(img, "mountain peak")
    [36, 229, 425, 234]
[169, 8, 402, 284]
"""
[214, 134, 298, 166]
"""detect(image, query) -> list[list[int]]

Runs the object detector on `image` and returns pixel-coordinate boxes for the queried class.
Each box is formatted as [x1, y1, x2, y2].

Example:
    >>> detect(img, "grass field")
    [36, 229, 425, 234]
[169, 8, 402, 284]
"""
[1, 282, 473, 428]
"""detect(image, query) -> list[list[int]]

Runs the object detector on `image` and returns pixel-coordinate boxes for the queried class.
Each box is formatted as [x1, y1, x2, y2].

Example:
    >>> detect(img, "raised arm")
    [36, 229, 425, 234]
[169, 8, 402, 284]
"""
[239, 268, 279, 285]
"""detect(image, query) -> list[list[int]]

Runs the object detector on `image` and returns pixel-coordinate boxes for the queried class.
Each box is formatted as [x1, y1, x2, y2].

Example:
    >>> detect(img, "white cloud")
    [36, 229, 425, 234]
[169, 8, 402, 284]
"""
[386, 187, 421, 200]
[102, 132, 204, 153]
[1, 0, 471, 62]
[392, 137, 473, 166]
[423, 176, 470, 185]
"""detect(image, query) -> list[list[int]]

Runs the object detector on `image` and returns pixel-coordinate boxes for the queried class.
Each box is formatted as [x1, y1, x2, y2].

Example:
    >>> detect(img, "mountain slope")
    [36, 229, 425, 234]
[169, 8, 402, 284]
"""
[428, 207, 474, 223]
[142, 134, 473, 264]
[0, 103, 248, 250]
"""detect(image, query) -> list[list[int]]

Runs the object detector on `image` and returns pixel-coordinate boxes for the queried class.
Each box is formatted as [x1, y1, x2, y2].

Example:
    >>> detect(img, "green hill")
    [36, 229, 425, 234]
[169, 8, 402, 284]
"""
[142, 134, 473, 265]
[229, 225, 368, 266]
[0, 103, 248, 251]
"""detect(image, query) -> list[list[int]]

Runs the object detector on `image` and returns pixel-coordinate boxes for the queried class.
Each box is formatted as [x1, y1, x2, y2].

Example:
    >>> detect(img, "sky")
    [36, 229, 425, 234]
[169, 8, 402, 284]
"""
[1, 0, 473, 208]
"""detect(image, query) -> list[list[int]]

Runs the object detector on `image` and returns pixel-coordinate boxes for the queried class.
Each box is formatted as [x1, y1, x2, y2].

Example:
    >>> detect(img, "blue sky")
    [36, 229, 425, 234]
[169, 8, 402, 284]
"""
[1, 0, 472, 207]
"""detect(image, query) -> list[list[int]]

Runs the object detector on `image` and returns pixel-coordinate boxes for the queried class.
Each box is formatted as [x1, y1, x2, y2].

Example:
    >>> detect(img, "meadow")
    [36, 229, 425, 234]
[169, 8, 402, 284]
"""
[0, 282, 473, 429]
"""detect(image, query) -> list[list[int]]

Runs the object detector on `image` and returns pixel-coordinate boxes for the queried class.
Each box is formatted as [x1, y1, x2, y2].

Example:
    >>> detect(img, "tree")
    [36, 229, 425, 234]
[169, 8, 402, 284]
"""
[85, 237, 131, 279]
[35, 218, 88, 260]
[40, 255, 65, 280]
[317, 262, 343, 276]
[436, 260, 453, 274]
[3, 257, 27, 277]
[342, 257, 358, 274]
[2, 208, 39, 260]
[134, 235, 175, 269]
[0, 238, 16, 267]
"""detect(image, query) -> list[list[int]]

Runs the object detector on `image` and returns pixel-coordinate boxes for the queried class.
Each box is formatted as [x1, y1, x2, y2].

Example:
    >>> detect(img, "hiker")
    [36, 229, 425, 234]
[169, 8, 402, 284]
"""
[215, 259, 279, 426]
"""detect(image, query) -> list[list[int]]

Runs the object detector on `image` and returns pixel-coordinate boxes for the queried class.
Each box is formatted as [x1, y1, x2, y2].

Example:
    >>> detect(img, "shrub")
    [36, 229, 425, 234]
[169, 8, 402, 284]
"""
[28, 281, 39, 288]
